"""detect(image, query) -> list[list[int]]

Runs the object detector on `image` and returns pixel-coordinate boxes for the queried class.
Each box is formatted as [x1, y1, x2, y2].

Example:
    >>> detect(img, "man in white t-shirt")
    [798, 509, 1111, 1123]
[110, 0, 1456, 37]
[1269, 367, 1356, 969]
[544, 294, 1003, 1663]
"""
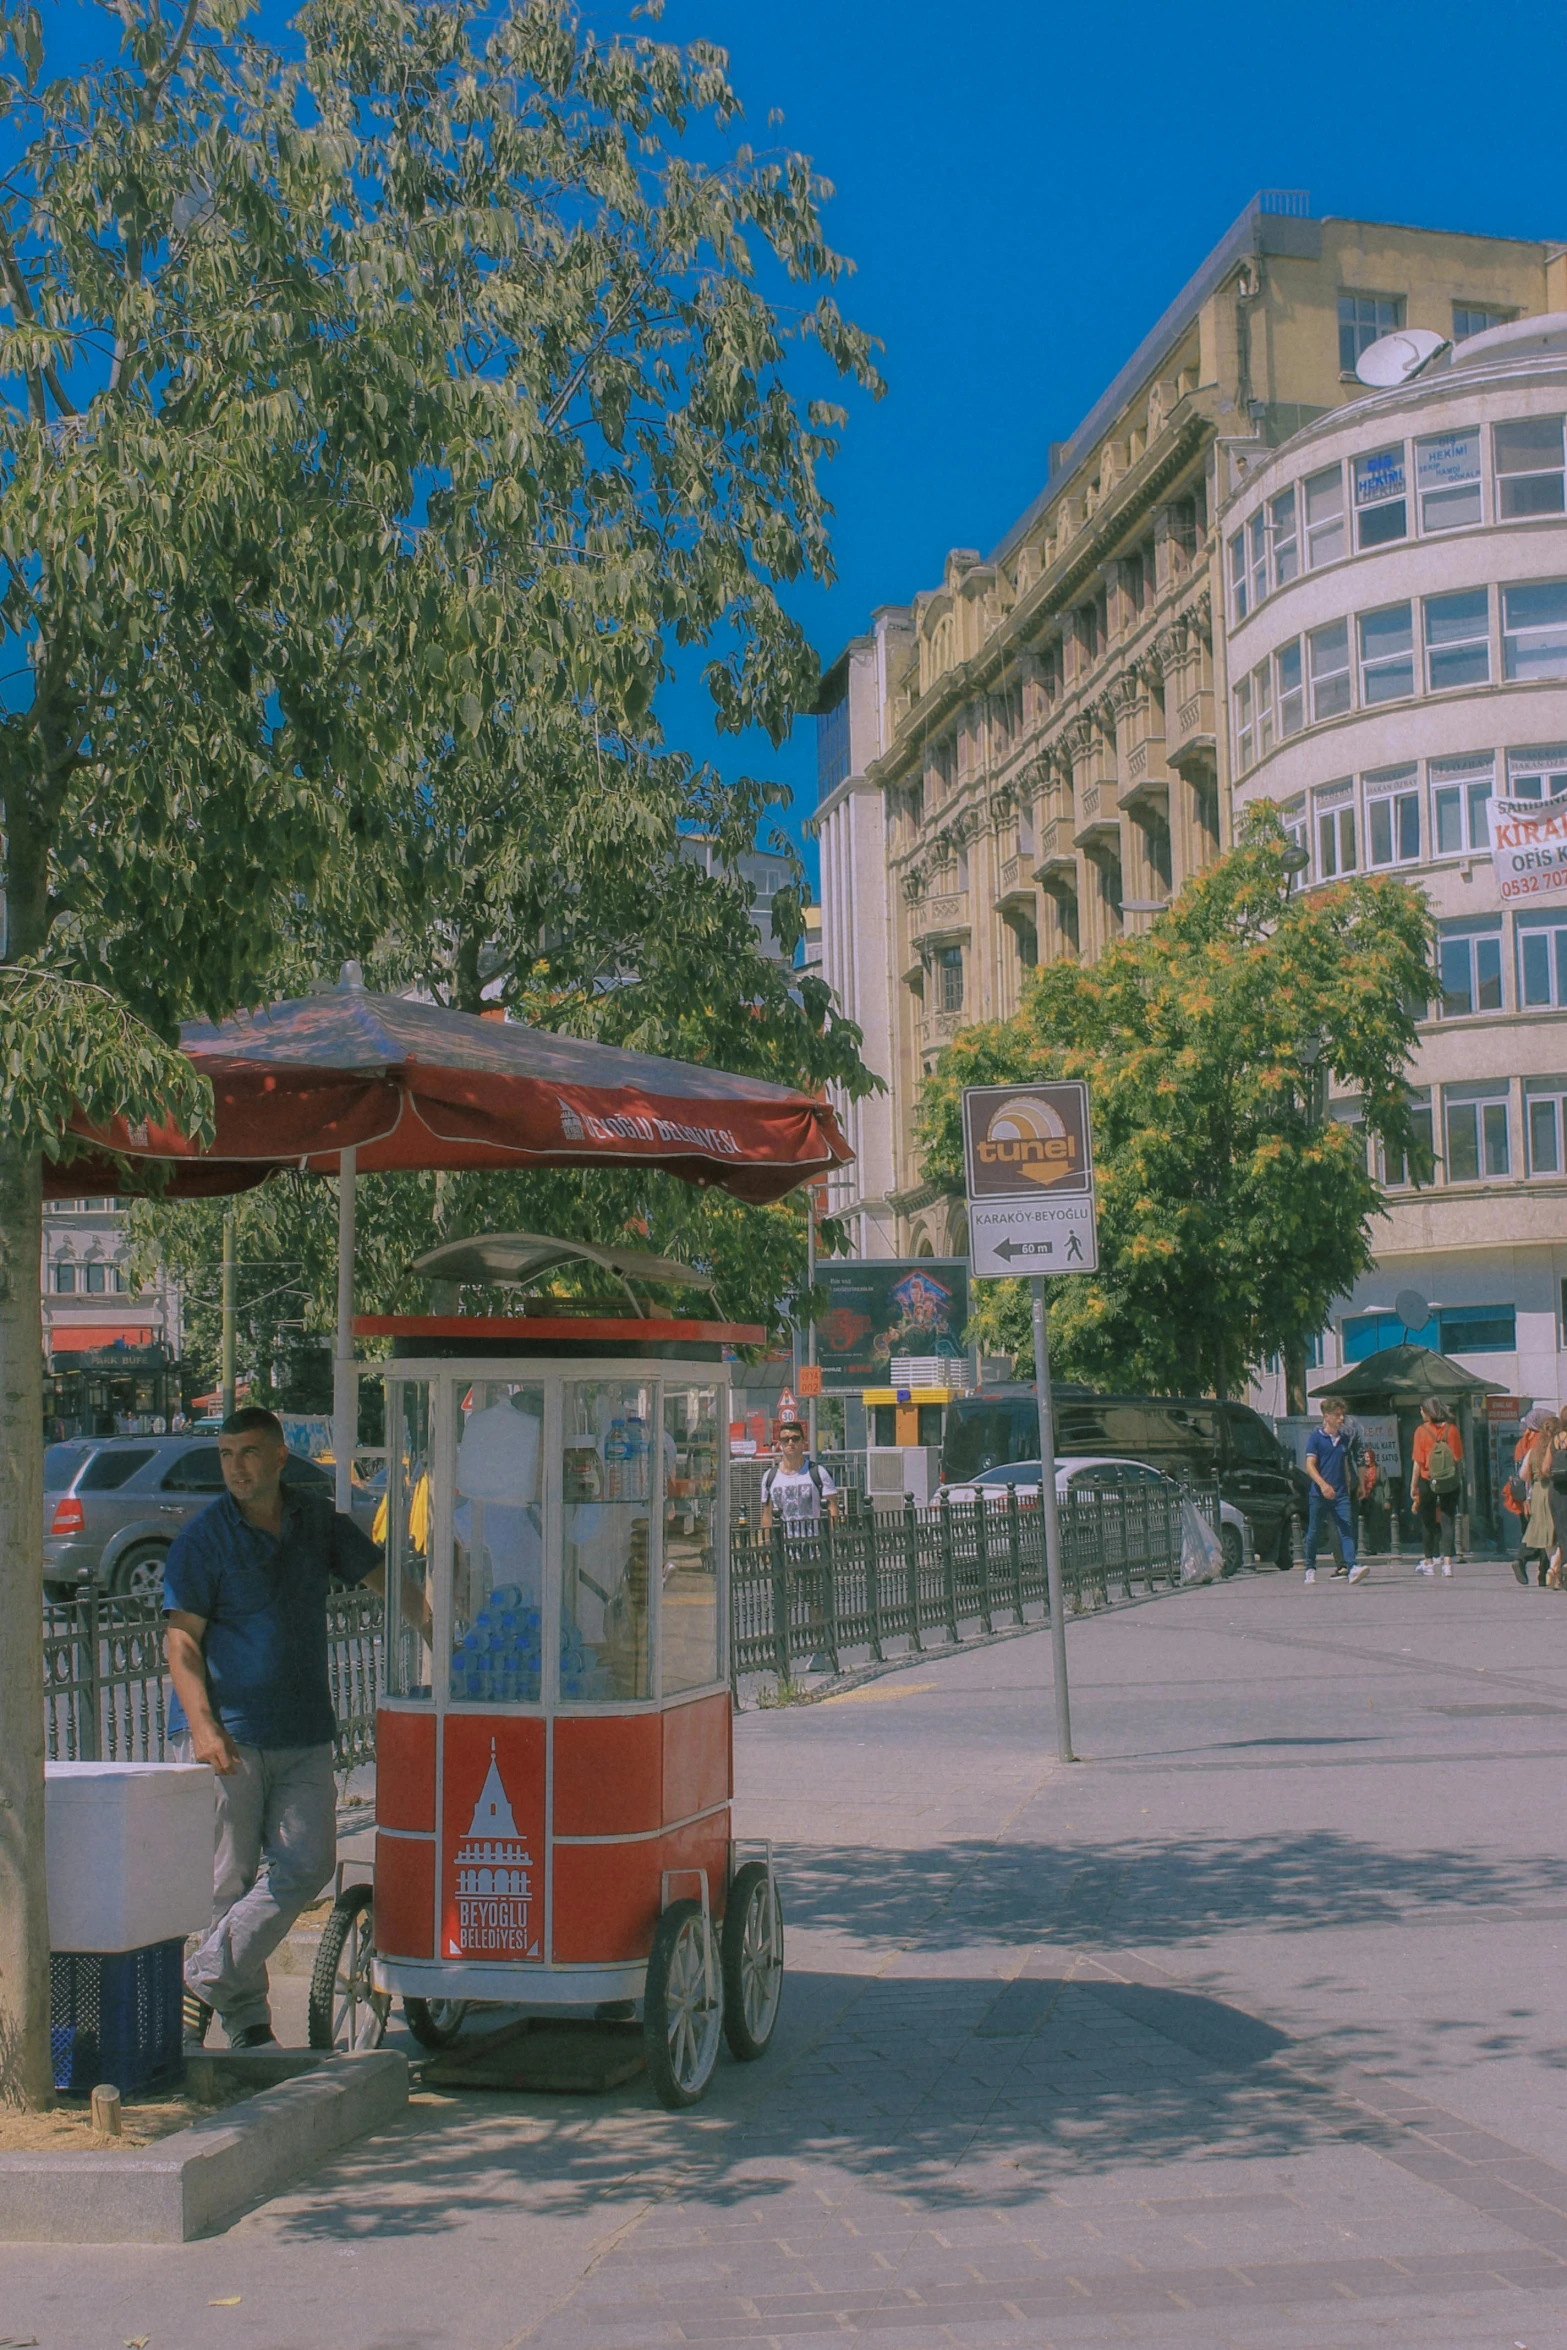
[760, 1420, 838, 1534]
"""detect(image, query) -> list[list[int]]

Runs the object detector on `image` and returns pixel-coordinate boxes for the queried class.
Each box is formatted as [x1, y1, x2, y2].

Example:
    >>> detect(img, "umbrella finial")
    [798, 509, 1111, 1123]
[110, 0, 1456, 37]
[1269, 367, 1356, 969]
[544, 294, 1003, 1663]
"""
[339, 959, 364, 991]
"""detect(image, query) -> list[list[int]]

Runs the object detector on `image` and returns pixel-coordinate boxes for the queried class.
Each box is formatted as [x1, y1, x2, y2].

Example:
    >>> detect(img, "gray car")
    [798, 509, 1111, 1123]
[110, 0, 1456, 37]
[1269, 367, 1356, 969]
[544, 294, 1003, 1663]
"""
[43, 1436, 372, 1602]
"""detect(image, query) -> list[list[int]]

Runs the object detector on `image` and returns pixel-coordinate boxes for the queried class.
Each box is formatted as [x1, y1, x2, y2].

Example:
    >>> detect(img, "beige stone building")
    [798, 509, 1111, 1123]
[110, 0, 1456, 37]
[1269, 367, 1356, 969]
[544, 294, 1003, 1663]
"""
[815, 193, 1567, 1277]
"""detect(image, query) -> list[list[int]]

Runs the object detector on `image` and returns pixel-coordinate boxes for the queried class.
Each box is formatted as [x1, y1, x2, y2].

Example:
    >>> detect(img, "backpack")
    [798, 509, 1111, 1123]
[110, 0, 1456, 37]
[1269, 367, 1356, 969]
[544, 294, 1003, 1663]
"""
[1427, 1429, 1460, 1491]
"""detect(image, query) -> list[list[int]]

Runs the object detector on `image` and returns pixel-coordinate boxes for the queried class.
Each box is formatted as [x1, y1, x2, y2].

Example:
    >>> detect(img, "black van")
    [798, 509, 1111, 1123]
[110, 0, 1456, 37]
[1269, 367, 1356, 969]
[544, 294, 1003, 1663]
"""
[941, 1387, 1306, 1569]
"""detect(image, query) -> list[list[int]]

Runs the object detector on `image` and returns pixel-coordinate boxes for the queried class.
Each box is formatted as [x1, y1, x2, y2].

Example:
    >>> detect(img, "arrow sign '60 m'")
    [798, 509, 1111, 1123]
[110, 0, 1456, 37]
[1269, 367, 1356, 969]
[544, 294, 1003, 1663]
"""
[961, 1082, 1099, 1278]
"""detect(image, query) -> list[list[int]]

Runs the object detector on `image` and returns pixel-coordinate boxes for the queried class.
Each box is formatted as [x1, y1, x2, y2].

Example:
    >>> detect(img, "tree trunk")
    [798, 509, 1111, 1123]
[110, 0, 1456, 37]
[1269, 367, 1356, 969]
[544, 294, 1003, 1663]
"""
[1284, 1340, 1307, 1418]
[0, 1128, 50, 2109]
[0, 796, 53, 2108]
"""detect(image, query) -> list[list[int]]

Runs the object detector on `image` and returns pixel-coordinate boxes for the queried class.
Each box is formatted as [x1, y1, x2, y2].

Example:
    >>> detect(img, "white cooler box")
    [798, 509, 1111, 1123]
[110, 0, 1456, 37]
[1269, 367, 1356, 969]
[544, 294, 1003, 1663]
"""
[46, 1761, 215, 1952]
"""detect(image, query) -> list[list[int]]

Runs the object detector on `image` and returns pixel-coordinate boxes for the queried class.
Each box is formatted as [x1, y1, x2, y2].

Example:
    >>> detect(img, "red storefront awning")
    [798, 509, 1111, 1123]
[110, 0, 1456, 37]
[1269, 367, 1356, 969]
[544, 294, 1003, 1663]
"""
[48, 1326, 156, 1353]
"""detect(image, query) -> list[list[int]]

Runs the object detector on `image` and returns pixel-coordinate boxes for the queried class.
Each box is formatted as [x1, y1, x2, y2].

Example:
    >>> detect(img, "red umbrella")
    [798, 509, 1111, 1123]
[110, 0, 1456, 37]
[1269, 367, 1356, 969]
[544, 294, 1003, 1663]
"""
[46, 965, 849, 1206]
[46, 965, 851, 1500]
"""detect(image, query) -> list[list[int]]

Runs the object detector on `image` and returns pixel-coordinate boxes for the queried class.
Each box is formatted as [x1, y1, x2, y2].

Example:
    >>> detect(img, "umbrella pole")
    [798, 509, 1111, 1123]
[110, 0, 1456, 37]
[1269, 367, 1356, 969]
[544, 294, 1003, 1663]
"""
[334, 1146, 357, 1515]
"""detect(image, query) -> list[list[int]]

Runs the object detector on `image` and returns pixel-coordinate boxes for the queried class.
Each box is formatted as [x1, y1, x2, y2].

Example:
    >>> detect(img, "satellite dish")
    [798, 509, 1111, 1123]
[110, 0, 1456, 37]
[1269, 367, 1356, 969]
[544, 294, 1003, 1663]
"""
[1394, 1288, 1431, 1334]
[1355, 328, 1449, 389]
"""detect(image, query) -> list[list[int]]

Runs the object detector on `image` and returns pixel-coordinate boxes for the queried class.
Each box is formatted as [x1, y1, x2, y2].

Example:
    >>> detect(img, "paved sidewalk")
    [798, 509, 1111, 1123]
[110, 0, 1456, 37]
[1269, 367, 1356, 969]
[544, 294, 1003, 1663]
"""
[12, 1555, 1567, 2348]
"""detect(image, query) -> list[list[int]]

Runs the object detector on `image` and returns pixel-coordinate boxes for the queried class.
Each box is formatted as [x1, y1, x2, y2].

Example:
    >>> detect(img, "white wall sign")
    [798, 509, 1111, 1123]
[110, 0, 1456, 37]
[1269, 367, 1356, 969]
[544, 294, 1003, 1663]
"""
[1490, 796, 1567, 904]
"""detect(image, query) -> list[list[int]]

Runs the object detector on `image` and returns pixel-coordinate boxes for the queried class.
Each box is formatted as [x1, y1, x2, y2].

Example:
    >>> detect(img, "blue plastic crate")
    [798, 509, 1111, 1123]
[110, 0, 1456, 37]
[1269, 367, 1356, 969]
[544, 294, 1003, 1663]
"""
[50, 1939, 185, 2096]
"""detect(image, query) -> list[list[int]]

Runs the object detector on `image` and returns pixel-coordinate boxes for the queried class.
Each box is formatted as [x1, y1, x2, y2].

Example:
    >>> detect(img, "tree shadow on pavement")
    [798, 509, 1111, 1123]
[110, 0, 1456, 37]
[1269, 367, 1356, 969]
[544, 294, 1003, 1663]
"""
[777, 1827, 1567, 1953]
[255, 1821, 1567, 2243]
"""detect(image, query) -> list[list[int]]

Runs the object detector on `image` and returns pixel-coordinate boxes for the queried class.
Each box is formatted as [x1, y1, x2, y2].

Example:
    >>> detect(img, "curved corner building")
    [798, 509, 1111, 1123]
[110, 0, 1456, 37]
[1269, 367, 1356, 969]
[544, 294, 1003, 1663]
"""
[1223, 316, 1567, 1412]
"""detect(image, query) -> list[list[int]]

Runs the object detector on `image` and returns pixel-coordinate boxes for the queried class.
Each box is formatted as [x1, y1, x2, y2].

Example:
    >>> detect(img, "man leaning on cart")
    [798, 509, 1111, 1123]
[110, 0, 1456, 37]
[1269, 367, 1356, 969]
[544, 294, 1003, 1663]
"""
[162, 1406, 428, 2050]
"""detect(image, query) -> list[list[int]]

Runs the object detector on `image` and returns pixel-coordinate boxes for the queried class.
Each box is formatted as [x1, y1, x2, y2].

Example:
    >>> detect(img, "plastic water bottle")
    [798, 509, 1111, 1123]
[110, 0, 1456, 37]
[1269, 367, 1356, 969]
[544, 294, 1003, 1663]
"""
[627, 1415, 649, 1499]
[604, 1420, 628, 1502]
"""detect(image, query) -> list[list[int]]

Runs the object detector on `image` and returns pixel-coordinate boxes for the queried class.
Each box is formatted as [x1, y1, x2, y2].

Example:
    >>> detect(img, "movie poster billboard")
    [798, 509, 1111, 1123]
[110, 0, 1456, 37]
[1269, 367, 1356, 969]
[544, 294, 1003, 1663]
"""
[815, 1260, 970, 1389]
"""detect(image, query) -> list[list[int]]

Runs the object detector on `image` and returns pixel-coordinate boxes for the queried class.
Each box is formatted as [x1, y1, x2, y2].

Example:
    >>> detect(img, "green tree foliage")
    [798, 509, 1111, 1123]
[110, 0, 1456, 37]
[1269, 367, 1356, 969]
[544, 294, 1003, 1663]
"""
[131, 1164, 831, 1403]
[0, 0, 877, 2106]
[918, 812, 1435, 1399]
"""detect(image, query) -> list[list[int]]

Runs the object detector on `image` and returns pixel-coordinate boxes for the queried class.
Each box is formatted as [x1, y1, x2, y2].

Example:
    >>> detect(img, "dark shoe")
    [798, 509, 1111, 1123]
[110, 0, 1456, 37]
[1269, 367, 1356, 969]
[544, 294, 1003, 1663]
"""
[1514, 1555, 1531, 1586]
[231, 2023, 277, 2050]
[182, 1989, 213, 2047]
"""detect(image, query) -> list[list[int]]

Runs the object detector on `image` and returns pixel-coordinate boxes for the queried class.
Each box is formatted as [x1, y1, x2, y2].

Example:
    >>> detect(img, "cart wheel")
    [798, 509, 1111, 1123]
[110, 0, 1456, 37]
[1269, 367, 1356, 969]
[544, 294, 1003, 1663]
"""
[721, 1861, 784, 2062]
[402, 1996, 470, 2051]
[308, 1883, 391, 2052]
[643, 1898, 722, 2109]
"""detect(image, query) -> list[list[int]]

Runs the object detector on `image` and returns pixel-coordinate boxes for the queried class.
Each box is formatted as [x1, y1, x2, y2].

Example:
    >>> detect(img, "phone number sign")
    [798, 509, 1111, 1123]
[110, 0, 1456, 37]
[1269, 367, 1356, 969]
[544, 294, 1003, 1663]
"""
[1491, 796, 1567, 902]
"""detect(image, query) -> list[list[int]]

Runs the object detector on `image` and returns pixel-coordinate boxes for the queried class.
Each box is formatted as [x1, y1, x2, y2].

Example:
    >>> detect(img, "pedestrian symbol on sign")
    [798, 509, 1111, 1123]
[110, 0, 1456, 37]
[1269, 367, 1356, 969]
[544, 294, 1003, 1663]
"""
[1065, 1231, 1083, 1263]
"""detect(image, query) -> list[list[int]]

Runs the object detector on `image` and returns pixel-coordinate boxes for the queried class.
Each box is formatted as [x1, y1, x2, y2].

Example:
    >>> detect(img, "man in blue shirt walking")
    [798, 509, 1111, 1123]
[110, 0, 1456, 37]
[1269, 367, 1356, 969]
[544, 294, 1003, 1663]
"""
[164, 1407, 386, 2048]
[1304, 1395, 1369, 1588]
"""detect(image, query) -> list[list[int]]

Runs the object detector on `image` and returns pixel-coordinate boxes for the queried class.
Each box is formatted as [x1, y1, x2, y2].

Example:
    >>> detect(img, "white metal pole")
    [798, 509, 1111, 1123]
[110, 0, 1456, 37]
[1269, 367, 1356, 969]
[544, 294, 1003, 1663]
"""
[1032, 1276, 1075, 1764]
[333, 1145, 357, 1515]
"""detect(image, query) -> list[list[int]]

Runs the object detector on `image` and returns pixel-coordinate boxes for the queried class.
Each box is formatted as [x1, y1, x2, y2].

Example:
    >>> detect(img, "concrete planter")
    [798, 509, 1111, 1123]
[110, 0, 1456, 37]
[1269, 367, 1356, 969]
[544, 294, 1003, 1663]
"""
[0, 2047, 407, 2243]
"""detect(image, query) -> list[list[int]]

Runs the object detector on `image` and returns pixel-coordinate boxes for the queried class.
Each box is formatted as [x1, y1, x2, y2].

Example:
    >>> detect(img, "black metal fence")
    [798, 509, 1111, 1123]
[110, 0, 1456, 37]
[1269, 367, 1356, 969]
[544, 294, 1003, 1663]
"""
[730, 1483, 1215, 1685]
[43, 1587, 383, 1772]
[40, 1488, 1216, 1753]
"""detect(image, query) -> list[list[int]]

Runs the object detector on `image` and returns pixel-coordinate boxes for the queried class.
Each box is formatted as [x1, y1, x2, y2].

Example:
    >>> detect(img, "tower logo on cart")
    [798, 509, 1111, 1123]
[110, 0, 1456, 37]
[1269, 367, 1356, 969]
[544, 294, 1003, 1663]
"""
[446, 1739, 539, 1959]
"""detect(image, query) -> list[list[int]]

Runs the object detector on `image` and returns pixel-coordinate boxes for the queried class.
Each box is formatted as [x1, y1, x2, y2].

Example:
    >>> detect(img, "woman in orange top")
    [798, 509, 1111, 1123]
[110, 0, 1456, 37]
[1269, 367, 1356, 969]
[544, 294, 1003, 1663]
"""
[1410, 1396, 1464, 1577]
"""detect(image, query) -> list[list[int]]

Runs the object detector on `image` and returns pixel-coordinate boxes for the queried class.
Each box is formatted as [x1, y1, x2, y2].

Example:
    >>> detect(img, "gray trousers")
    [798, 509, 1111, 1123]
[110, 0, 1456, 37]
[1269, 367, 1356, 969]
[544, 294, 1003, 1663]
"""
[179, 1739, 337, 2038]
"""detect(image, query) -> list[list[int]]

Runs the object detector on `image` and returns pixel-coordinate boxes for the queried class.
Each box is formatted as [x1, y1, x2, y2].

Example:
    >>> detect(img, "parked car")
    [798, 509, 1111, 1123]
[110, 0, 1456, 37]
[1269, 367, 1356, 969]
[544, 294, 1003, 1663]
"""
[940, 1388, 1306, 1569]
[43, 1436, 376, 1602]
[940, 1455, 1250, 1579]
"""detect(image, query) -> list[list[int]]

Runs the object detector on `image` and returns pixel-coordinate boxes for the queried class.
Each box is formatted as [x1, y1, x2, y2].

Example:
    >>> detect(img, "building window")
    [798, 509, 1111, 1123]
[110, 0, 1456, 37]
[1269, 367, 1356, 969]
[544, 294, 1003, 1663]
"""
[53, 1261, 76, 1293]
[1305, 465, 1345, 567]
[114, 1266, 128, 1293]
[1366, 767, 1420, 867]
[1502, 581, 1567, 681]
[1431, 757, 1494, 854]
[1339, 292, 1403, 373]
[1380, 1091, 1434, 1188]
[1453, 304, 1510, 342]
[1354, 445, 1408, 548]
[1247, 510, 1268, 612]
[1444, 1086, 1510, 1180]
[1436, 1303, 1516, 1352]
[1517, 914, 1567, 1007]
[1416, 427, 1482, 532]
[1439, 924, 1503, 1016]
[1234, 672, 1253, 772]
[1316, 790, 1357, 878]
[1526, 1084, 1567, 1173]
[1280, 796, 1307, 885]
[1359, 602, 1415, 704]
[1228, 530, 1248, 623]
[1308, 618, 1352, 720]
[1251, 660, 1274, 760]
[1276, 639, 1304, 737]
[1014, 918, 1038, 970]
[1507, 746, 1567, 801]
[1424, 587, 1491, 691]
[1269, 486, 1299, 588]
[1494, 415, 1566, 519]
[936, 945, 964, 1013]
[84, 1261, 107, 1294]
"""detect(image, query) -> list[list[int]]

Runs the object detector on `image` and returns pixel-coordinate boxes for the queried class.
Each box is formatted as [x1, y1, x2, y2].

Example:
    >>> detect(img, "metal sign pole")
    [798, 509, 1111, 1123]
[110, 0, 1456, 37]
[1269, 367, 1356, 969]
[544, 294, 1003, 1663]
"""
[961, 1079, 1096, 1769]
[1032, 1277, 1075, 1764]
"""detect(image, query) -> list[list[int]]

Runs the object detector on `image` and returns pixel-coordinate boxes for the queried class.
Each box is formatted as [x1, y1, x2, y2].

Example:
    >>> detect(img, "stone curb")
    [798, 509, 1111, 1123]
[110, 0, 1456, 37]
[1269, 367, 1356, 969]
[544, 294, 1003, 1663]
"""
[0, 2047, 407, 2243]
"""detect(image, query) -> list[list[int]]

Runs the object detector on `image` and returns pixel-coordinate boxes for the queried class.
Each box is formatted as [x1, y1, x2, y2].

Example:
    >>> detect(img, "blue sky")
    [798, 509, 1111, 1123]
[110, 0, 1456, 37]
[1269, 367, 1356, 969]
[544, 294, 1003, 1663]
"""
[645, 0, 1567, 884]
[32, 0, 1567, 887]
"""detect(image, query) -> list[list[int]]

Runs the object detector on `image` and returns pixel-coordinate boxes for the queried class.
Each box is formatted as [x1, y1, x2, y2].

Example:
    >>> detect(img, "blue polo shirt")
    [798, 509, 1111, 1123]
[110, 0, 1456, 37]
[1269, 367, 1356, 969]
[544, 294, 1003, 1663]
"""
[1306, 1425, 1352, 1499]
[163, 1491, 379, 1749]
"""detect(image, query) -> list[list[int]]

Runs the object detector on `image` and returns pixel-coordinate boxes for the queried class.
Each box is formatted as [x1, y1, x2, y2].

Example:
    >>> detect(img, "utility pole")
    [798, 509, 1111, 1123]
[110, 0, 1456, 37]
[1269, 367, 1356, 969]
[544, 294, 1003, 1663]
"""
[220, 1214, 236, 1422]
